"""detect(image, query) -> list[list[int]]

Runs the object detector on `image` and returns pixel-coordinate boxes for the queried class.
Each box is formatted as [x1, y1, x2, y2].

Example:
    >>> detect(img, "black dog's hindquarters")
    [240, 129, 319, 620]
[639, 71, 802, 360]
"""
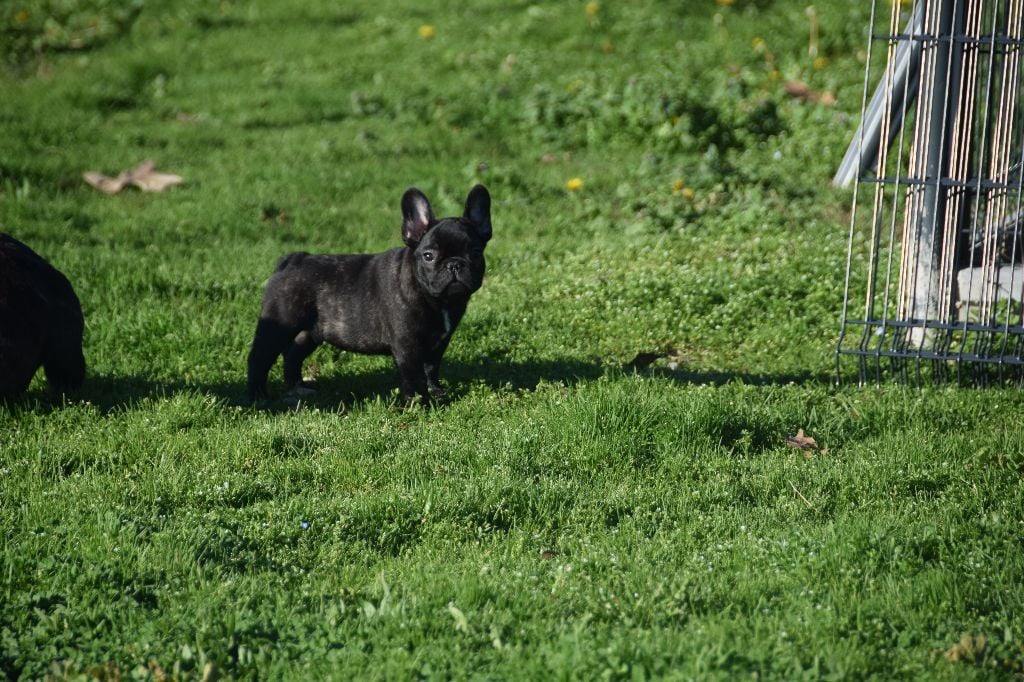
[247, 185, 492, 403]
[0, 234, 86, 400]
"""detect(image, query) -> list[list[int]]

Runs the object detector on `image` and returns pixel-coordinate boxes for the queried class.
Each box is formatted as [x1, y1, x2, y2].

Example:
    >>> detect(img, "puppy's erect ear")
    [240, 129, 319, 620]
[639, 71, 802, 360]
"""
[463, 184, 492, 243]
[401, 188, 435, 247]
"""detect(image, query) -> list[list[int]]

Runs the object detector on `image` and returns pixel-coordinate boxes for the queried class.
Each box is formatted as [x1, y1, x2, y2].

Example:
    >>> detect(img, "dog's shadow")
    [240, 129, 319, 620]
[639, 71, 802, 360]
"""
[12, 357, 607, 415]
[10, 359, 826, 416]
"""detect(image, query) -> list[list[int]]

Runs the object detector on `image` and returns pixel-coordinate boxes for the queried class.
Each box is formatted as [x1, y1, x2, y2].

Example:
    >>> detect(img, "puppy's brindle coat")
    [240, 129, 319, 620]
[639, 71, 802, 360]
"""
[246, 185, 491, 403]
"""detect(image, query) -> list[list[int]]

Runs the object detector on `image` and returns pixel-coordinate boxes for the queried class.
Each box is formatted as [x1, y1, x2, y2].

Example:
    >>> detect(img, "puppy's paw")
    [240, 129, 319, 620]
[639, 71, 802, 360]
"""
[399, 392, 431, 410]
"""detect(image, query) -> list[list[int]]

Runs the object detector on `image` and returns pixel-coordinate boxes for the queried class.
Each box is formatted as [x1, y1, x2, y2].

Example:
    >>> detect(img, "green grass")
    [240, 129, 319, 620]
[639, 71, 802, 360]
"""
[2, 0, 1023, 679]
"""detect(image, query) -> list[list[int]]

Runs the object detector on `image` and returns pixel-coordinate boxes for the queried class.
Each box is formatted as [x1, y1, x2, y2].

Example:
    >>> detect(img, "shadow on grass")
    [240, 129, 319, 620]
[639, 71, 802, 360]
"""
[240, 356, 610, 413]
[650, 366, 830, 387]
[9, 359, 830, 415]
[12, 357, 604, 414]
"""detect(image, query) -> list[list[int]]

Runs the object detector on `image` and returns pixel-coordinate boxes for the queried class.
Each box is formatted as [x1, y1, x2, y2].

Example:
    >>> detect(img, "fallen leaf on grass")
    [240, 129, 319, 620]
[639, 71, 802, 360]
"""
[540, 550, 559, 560]
[261, 205, 290, 224]
[83, 160, 183, 194]
[541, 151, 572, 164]
[784, 80, 836, 106]
[82, 171, 128, 194]
[943, 633, 987, 663]
[785, 428, 819, 451]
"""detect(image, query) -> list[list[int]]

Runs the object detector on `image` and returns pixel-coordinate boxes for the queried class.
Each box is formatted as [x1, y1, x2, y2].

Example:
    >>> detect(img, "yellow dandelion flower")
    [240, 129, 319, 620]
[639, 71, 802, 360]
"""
[672, 179, 686, 193]
[585, 2, 600, 16]
[566, 177, 584, 191]
[813, 56, 828, 70]
[418, 24, 435, 39]
[681, 187, 695, 200]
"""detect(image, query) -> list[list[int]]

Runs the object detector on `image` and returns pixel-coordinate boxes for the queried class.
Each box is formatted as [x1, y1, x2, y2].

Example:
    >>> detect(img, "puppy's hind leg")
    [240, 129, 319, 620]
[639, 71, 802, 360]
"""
[42, 308, 85, 394]
[43, 341, 85, 394]
[0, 343, 39, 401]
[283, 330, 320, 395]
[247, 318, 296, 401]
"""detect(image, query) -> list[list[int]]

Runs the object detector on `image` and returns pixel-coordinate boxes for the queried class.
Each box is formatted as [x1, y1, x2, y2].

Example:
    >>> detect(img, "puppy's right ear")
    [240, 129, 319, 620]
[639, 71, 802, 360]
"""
[401, 188, 435, 247]
[463, 184, 492, 243]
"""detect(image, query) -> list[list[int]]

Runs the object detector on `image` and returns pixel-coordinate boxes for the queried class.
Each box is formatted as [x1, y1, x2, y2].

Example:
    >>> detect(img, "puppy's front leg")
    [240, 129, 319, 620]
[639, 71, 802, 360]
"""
[423, 341, 450, 398]
[393, 347, 430, 405]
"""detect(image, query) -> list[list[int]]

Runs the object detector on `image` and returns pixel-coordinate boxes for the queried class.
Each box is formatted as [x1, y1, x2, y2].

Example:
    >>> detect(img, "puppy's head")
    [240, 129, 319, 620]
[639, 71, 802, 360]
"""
[401, 185, 491, 301]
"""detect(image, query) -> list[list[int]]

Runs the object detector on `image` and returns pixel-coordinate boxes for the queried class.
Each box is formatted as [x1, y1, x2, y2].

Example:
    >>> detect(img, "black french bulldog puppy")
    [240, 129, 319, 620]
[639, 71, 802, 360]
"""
[0, 233, 85, 400]
[247, 185, 492, 404]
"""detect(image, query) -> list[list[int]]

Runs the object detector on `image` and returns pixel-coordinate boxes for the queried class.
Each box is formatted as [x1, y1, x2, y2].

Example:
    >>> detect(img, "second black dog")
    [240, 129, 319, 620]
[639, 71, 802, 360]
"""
[0, 233, 85, 400]
[247, 185, 492, 403]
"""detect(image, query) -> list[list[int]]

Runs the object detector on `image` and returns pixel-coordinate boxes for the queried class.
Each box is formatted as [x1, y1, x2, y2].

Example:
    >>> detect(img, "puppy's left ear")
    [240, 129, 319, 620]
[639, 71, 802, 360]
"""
[463, 184, 492, 243]
[402, 188, 435, 247]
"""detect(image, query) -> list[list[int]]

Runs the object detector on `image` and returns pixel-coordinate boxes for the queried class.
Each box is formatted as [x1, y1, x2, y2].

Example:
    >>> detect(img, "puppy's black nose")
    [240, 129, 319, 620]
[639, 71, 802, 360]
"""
[446, 261, 463, 273]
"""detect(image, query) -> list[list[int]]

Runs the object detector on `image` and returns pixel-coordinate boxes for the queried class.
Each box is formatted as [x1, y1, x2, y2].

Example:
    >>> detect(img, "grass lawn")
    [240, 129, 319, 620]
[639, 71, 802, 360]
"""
[2, 0, 1023, 678]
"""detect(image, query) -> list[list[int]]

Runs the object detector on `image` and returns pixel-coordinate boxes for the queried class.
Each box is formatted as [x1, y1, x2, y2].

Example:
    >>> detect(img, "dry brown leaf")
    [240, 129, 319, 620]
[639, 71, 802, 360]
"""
[783, 80, 811, 98]
[784, 80, 836, 106]
[131, 171, 183, 192]
[262, 205, 290, 224]
[83, 170, 130, 194]
[539, 550, 559, 560]
[83, 160, 183, 194]
[785, 428, 818, 450]
[944, 633, 987, 663]
[125, 160, 183, 192]
[541, 151, 572, 164]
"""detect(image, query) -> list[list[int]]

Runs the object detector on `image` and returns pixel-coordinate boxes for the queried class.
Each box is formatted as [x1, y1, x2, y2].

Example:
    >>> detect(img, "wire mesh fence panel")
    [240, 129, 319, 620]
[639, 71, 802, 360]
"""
[836, 0, 1024, 385]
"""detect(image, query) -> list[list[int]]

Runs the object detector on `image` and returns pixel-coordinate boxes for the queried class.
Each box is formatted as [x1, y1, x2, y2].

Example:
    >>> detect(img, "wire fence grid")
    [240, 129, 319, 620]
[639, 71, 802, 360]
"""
[836, 0, 1024, 385]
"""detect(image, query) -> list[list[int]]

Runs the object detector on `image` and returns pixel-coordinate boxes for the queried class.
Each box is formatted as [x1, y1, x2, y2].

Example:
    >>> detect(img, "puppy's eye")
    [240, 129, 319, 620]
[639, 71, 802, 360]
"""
[422, 251, 435, 262]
